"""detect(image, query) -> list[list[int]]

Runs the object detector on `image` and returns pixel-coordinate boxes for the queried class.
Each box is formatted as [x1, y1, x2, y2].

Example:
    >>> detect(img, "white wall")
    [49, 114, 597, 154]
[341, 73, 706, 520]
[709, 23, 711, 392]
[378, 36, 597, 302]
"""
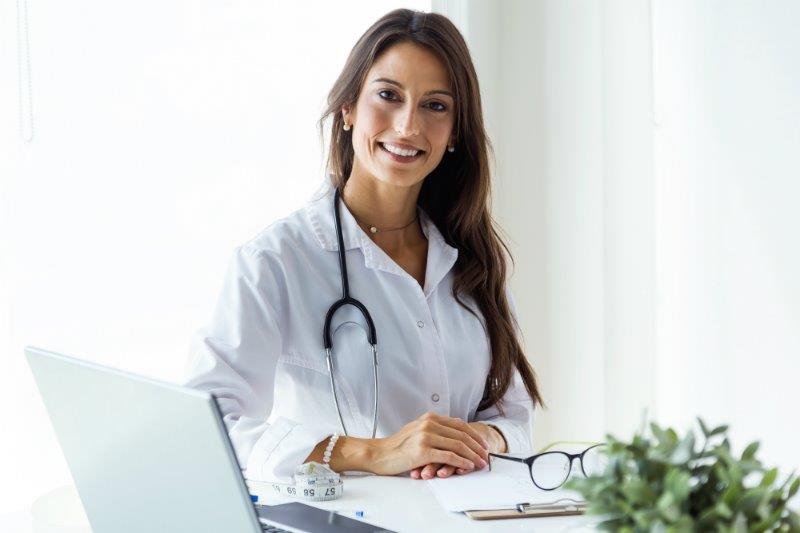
[652, 0, 800, 472]
[440, 0, 653, 448]
[441, 0, 800, 477]
[0, 0, 429, 514]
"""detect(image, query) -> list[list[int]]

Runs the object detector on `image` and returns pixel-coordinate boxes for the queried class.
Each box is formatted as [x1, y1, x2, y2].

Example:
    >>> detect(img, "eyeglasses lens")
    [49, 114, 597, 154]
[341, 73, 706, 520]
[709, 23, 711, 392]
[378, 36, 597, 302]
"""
[581, 445, 608, 477]
[530, 452, 571, 490]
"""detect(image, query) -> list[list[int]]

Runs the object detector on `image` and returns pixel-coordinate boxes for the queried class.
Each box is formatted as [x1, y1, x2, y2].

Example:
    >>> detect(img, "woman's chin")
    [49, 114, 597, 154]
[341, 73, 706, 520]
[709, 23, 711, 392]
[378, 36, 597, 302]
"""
[371, 165, 430, 187]
[374, 173, 426, 189]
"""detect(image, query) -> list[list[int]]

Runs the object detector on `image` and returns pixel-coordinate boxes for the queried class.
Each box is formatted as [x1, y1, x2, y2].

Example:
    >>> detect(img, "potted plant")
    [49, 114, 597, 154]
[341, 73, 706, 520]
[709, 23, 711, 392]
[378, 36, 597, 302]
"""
[568, 419, 800, 532]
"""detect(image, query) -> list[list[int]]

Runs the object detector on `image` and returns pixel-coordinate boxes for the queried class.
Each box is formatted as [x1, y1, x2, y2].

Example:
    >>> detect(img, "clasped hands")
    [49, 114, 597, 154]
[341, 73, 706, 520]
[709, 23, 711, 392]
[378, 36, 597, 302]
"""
[371, 411, 507, 480]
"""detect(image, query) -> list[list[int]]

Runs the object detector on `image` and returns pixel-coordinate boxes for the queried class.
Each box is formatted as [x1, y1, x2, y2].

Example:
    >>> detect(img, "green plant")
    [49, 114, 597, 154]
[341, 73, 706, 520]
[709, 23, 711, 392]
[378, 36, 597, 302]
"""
[567, 419, 800, 532]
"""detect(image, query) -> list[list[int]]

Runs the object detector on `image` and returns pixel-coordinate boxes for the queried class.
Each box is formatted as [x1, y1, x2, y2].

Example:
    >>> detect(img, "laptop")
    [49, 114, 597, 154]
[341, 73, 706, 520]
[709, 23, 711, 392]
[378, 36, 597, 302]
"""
[25, 346, 390, 533]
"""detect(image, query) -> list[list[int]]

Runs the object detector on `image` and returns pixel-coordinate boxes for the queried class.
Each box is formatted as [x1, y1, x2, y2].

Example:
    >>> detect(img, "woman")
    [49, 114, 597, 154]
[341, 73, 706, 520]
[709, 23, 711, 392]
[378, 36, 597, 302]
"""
[184, 8, 543, 483]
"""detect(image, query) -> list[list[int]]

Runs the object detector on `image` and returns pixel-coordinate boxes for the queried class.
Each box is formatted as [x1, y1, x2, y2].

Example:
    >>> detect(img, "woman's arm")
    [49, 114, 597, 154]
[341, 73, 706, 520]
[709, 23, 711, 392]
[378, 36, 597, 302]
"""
[184, 245, 335, 481]
[303, 412, 490, 475]
[470, 370, 534, 453]
[471, 422, 508, 453]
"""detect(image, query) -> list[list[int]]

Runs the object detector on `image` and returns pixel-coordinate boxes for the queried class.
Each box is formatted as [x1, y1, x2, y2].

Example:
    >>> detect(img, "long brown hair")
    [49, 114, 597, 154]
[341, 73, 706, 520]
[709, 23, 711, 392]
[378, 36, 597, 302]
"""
[317, 9, 543, 412]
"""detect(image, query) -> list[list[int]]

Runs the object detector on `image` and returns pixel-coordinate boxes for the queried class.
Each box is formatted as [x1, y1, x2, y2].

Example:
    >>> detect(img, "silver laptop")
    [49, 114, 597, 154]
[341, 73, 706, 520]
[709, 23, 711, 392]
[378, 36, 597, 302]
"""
[25, 346, 388, 533]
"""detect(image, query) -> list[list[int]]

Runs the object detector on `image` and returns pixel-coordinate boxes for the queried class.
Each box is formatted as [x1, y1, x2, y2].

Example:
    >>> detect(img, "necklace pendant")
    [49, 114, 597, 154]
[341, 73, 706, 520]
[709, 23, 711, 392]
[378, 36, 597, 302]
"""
[370, 226, 378, 234]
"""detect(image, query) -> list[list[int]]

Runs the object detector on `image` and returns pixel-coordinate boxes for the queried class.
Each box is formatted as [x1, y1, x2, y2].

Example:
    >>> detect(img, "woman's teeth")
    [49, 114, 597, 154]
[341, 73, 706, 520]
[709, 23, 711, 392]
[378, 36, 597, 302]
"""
[381, 142, 421, 157]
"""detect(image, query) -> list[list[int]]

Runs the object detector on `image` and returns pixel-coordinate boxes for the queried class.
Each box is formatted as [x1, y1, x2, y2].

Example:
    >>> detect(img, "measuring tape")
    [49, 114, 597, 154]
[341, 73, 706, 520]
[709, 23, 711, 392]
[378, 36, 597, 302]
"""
[247, 462, 343, 503]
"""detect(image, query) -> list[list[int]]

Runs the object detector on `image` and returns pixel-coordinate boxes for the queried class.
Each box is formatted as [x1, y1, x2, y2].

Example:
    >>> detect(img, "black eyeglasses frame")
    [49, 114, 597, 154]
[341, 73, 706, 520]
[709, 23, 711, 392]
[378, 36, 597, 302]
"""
[488, 443, 606, 491]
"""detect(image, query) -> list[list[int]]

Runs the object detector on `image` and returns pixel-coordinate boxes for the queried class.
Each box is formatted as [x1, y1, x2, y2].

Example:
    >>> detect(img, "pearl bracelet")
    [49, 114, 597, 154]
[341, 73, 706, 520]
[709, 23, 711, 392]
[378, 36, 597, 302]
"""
[323, 433, 340, 466]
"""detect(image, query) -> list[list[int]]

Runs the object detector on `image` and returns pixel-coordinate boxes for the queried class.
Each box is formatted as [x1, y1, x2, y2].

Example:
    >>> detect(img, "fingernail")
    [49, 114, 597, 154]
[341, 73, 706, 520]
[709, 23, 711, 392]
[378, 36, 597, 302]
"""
[467, 461, 475, 469]
[479, 459, 487, 468]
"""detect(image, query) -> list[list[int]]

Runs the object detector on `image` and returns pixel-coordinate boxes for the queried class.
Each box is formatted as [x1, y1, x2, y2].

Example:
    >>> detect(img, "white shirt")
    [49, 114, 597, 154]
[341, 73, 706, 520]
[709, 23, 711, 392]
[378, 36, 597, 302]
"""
[183, 181, 535, 482]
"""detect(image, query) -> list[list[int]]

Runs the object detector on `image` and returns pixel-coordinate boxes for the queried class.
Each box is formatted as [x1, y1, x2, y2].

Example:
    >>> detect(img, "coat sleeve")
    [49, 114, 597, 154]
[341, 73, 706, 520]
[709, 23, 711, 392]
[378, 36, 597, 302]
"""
[472, 285, 536, 453]
[182, 244, 333, 482]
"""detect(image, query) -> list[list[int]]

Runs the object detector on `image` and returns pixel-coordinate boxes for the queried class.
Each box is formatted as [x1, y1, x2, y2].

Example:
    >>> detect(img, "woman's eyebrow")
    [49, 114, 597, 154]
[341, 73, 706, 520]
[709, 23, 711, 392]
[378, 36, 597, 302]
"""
[371, 77, 453, 98]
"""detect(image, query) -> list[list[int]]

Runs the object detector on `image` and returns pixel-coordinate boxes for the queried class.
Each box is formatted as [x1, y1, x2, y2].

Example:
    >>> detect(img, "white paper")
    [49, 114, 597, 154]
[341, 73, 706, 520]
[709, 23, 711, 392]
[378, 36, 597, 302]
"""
[426, 465, 585, 512]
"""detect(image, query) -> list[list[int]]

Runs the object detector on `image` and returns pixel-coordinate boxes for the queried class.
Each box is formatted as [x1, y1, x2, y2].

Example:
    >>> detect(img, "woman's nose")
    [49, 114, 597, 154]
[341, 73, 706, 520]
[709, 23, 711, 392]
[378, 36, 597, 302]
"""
[394, 103, 420, 137]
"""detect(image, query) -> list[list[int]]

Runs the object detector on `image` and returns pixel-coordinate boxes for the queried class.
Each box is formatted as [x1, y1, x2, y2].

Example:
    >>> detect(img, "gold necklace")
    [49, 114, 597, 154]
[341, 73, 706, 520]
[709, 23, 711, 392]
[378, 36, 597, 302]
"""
[353, 213, 418, 234]
[340, 193, 418, 234]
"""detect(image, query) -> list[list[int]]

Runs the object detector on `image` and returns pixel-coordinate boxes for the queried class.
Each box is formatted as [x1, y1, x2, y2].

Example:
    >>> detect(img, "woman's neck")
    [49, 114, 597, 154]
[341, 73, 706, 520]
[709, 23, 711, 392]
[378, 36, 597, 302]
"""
[341, 173, 427, 252]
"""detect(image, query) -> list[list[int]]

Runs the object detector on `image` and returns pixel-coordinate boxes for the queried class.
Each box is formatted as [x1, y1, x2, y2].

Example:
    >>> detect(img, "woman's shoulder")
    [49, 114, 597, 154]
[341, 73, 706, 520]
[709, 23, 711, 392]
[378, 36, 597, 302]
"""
[239, 207, 314, 260]
[237, 185, 332, 263]
[244, 177, 336, 253]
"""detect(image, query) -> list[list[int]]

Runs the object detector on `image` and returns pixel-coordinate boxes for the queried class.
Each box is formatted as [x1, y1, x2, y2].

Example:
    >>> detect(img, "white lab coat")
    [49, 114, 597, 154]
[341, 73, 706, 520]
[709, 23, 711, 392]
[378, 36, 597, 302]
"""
[183, 179, 534, 482]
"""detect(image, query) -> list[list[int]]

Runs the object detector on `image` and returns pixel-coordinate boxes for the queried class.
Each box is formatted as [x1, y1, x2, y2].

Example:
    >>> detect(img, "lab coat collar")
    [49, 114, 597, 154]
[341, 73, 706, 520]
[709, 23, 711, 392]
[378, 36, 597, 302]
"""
[306, 182, 363, 252]
[305, 179, 459, 296]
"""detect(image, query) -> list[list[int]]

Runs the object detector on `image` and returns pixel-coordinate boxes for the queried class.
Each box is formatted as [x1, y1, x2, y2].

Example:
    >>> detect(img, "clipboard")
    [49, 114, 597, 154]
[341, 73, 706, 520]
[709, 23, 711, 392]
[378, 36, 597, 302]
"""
[463, 500, 587, 520]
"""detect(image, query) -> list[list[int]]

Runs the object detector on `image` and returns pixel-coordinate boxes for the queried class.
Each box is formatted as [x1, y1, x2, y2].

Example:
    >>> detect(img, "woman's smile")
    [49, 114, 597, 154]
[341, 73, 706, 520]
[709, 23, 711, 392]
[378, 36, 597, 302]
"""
[378, 141, 425, 163]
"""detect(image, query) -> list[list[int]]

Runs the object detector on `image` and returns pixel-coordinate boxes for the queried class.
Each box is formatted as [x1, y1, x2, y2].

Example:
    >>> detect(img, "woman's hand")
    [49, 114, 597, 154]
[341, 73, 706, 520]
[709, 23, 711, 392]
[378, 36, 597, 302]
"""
[365, 412, 490, 476]
[409, 422, 507, 480]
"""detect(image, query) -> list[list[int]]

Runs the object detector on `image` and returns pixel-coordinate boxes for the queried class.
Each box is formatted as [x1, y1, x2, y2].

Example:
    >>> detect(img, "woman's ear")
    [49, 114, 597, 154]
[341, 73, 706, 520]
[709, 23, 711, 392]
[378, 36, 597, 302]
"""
[342, 105, 355, 126]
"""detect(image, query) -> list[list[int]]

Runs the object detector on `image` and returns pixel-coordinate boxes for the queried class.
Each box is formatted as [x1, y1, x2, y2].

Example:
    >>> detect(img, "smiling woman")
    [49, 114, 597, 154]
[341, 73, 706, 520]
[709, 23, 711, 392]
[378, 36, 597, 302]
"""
[184, 8, 543, 485]
[318, 7, 544, 416]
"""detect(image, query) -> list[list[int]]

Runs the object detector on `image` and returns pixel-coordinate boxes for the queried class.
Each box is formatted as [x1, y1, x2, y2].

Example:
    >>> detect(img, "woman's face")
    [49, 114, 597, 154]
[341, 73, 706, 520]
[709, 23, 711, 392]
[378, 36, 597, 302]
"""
[344, 41, 455, 189]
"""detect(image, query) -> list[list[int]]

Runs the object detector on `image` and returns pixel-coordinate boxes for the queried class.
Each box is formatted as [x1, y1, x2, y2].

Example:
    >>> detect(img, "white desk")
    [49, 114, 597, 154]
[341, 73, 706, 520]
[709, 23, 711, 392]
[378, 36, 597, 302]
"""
[6, 476, 597, 532]
[266, 475, 597, 532]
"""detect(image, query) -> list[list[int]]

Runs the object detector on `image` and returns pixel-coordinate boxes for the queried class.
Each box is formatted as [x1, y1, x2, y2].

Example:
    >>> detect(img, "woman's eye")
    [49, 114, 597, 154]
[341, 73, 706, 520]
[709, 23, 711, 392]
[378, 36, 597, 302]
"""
[378, 90, 447, 113]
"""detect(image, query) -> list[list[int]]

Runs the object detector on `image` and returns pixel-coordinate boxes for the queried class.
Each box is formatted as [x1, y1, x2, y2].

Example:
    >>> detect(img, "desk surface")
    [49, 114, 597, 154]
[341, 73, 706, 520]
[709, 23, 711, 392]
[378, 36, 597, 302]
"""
[276, 474, 597, 532]
[6, 476, 597, 533]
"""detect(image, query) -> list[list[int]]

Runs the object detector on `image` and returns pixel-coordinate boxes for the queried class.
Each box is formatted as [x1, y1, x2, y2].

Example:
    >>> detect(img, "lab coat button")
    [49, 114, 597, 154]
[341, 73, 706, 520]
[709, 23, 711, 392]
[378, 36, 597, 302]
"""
[431, 393, 440, 402]
[417, 321, 425, 328]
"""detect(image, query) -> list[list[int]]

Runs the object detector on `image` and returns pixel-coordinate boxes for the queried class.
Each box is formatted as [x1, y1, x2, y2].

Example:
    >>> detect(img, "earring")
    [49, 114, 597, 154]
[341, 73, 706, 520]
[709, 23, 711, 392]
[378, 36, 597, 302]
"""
[343, 122, 351, 131]
[447, 145, 455, 152]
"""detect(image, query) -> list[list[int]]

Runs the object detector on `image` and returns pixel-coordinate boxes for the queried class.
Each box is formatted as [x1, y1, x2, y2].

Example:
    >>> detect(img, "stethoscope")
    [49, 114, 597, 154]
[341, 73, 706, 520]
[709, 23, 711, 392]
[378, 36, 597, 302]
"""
[323, 187, 379, 438]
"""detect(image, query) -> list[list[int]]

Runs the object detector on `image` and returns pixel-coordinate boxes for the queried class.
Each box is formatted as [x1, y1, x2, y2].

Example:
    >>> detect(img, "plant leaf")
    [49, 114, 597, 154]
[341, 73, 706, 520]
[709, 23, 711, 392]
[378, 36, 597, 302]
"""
[670, 431, 695, 465]
[708, 424, 730, 438]
[665, 469, 691, 502]
[760, 467, 778, 488]
[789, 477, 800, 498]
[697, 417, 710, 437]
[715, 501, 733, 520]
[739, 488, 768, 514]
[742, 441, 760, 461]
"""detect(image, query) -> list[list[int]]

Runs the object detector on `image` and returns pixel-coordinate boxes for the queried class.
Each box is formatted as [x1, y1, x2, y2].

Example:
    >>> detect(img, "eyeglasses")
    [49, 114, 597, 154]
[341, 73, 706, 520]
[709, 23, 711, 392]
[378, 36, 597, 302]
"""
[488, 442, 608, 491]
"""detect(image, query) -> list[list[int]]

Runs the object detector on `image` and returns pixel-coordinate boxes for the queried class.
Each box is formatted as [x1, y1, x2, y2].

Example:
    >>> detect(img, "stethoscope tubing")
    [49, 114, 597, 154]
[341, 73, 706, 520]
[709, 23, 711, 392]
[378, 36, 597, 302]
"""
[323, 188, 379, 438]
